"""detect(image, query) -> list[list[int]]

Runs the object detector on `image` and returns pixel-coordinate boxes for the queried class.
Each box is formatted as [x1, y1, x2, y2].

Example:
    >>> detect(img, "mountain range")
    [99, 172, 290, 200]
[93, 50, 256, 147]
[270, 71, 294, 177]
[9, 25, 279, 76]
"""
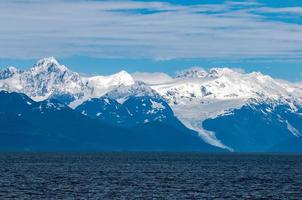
[0, 57, 302, 152]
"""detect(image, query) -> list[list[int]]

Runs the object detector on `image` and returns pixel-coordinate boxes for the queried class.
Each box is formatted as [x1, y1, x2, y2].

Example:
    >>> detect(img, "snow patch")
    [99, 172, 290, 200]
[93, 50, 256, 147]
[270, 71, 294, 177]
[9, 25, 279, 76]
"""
[285, 120, 301, 137]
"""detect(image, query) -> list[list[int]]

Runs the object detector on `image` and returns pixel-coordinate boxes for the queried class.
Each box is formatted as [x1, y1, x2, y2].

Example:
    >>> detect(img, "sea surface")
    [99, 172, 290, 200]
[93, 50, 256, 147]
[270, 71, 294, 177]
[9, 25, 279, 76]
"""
[0, 153, 301, 199]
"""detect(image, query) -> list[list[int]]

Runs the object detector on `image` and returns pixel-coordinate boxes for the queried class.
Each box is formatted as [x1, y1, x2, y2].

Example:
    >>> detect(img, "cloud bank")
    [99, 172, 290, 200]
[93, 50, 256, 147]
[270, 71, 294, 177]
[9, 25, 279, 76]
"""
[132, 72, 173, 84]
[0, 0, 302, 61]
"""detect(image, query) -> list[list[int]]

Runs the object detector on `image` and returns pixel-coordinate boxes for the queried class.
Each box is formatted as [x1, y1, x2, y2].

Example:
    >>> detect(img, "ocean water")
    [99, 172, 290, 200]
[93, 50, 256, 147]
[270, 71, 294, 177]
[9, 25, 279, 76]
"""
[0, 153, 301, 199]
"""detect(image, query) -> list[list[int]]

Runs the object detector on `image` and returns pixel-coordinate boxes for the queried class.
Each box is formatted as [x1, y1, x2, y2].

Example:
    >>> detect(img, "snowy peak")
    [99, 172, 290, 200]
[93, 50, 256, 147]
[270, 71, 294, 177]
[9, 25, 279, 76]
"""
[19, 57, 84, 100]
[111, 70, 134, 84]
[0, 57, 137, 106]
[31, 57, 70, 75]
[34, 57, 61, 68]
[83, 70, 135, 100]
[86, 70, 134, 90]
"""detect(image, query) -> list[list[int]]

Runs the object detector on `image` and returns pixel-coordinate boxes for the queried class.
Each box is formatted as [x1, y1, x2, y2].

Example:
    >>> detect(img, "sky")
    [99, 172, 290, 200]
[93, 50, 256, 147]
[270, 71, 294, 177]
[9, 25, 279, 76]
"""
[0, 0, 302, 81]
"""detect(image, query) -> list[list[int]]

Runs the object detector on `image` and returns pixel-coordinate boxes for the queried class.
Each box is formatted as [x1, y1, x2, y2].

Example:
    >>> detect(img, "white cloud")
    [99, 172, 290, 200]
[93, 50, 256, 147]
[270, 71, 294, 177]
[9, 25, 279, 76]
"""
[0, 0, 302, 61]
[131, 72, 173, 84]
[256, 7, 302, 15]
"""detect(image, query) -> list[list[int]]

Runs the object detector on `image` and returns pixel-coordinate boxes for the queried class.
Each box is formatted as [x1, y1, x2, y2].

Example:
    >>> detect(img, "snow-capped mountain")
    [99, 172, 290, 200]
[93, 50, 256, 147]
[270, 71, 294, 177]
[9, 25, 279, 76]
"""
[76, 82, 174, 126]
[74, 70, 134, 107]
[0, 57, 135, 106]
[0, 57, 84, 102]
[1, 58, 302, 152]
[150, 67, 302, 150]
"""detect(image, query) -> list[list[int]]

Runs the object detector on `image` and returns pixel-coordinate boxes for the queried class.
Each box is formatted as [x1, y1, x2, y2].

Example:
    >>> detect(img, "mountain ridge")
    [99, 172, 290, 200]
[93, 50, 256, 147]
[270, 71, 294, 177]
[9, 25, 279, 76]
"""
[1, 57, 302, 152]
[0, 90, 221, 152]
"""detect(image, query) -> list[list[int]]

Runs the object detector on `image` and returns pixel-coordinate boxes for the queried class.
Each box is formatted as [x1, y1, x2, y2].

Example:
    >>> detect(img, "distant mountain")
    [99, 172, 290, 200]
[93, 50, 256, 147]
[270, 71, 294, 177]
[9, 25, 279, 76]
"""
[151, 67, 302, 150]
[0, 91, 220, 152]
[76, 82, 173, 126]
[202, 102, 302, 152]
[0, 57, 134, 106]
[1, 58, 302, 152]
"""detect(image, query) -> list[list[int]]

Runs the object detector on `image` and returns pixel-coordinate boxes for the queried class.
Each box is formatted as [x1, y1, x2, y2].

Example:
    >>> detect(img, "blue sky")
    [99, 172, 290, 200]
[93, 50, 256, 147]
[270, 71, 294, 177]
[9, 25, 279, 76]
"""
[0, 0, 302, 81]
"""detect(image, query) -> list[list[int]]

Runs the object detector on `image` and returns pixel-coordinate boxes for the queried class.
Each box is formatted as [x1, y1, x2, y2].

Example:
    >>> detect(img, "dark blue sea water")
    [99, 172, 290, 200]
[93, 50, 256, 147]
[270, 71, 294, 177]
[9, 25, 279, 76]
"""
[0, 153, 301, 199]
